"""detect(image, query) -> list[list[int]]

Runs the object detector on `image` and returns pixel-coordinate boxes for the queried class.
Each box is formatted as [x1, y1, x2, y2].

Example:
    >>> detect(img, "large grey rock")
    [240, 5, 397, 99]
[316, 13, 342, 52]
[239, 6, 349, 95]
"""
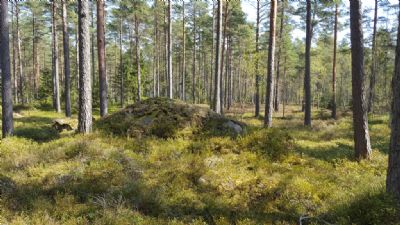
[96, 98, 247, 138]
[222, 120, 244, 135]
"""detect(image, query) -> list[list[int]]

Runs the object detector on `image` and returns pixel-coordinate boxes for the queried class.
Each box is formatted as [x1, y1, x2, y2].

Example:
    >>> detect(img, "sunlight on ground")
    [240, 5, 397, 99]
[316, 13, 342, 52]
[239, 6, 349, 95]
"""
[0, 104, 396, 224]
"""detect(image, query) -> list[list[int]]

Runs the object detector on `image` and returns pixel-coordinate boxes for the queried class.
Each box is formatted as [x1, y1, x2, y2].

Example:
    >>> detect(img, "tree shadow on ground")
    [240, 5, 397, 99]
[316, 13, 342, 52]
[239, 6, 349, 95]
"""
[14, 116, 59, 142]
[323, 191, 400, 225]
[0, 147, 299, 225]
[298, 142, 354, 163]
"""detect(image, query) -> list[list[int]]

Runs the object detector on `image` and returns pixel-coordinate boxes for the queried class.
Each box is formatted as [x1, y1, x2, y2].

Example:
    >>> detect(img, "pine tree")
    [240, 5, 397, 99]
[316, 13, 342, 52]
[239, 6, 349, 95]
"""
[78, 0, 92, 134]
[62, 0, 71, 117]
[0, 0, 14, 137]
[213, 0, 222, 114]
[97, 0, 108, 117]
[264, 0, 277, 127]
[349, 0, 372, 160]
[386, 0, 400, 199]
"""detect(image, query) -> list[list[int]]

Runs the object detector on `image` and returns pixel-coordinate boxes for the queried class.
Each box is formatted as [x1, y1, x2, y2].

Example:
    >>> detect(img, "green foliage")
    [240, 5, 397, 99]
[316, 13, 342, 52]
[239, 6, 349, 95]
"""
[38, 68, 53, 103]
[333, 191, 400, 225]
[240, 128, 294, 161]
[0, 105, 397, 224]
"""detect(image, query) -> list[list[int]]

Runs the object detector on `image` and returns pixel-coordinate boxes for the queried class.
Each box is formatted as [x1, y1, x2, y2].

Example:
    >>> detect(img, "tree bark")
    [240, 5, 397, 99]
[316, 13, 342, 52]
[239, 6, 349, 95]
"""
[304, 0, 312, 126]
[192, 2, 196, 103]
[16, 3, 25, 105]
[11, 3, 18, 104]
[91, 2, 95, 89]
[368, 0, 378, 113]
[167, 0, 173, 99]
[32, 11, 40, 99]
[0, 0, 14, 137]
[274, 0, 285, 112]
[220, 1, 229, 114]
[97, 0, 108, 117]
[135, 14, 141, 101]
[164, 3, 168, 97]
[255, 0, 261, 117]
[76, 22, 79, 92]
[62, 0, 71, 117]
[52, 1, 61, 113]
[210, 1, 216, 105]
[282, 56, 287, 118]
[349, 0, 372, 160]
[154, 0, 160, 98]
[386, 0, 400, 198]
[227, 35, 233, 110]
[181, 1, 186, 101]
[213, 0, 222, 114]
[119, 16, 124, 107]
[78, 0, 92, 134]
[264, 0, 277, 127]
[332, 3, 338, 120]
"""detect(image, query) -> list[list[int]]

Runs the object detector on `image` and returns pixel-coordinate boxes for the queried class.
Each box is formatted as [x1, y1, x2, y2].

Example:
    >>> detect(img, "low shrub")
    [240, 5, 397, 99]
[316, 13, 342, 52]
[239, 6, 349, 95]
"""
[333, 191, 400, 225]
[240, 128, 295, 161]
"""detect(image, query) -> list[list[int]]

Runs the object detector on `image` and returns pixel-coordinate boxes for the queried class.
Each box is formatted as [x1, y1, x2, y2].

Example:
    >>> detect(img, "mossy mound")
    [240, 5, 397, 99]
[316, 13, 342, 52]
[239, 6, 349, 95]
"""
[95, 98, 246, 138]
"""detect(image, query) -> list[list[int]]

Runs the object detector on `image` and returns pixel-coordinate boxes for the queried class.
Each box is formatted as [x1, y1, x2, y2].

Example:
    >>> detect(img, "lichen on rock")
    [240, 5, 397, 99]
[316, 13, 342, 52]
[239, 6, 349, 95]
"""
[95, 98, 246, 138]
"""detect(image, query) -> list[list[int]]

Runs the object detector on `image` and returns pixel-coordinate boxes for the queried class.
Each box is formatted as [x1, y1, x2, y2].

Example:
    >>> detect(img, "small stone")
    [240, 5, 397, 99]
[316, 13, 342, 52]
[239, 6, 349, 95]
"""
[204, 156, 224, 168]
[198, 176, 209, 185]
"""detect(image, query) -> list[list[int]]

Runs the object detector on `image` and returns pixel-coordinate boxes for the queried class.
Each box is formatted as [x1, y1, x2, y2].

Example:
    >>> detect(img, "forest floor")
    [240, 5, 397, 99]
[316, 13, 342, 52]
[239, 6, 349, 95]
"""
[0, 100, 398, 225]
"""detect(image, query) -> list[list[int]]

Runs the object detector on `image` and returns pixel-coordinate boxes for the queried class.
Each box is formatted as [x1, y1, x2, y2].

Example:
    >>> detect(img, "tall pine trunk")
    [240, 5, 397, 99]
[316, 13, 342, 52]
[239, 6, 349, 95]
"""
[386, 0, 400, 198]
[255, 0, 260, 117]
[349, 0, 372, 160]
[12, 3, 18, 104]
[76, 23, 79, 92]
[32, 11, 40, 99]
[152, 1, 156, 97]
[304, 0, 312, 126]
[62, 0, 71, 117]
[153, 0, 160, 97]
[264, 0, 277, 127]
[220, 1, 228, 114]
[227, 36, 233, 109]
[78, 0, 92, 134]
[52, 1, 61, 113]
[210, 1, 216, 105]
[282, 56, 287, 118]
[167, 0, 173, 99]
[181, 2, 186, 101]
[192, 3, 196, 103]
[135, 14, 141, 101]
[97, 0, 108, 117]
[368, 0, 378, 113]
[0, 0, 14, 137]
[91, 2, 95, 89]
[119, 17, 124, 107]
[332, 3, 338, 119]
[213, 0, 222, 114]
[16, 3, 24, 105]
[164, 3, 168, 97]
[274, 0, 285, 112]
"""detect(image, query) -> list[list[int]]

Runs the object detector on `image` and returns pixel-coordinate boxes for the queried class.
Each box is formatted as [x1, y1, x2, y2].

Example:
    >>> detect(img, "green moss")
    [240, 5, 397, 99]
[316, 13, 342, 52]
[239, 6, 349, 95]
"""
[0, 105, 397, 224]
[95, 98, 246, 139]
[240, 128, 294, 161]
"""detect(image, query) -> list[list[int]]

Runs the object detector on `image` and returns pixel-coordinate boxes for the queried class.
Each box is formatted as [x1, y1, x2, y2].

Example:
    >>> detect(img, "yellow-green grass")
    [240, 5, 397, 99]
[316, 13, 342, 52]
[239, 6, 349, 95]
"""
[0, 103, 396, 225]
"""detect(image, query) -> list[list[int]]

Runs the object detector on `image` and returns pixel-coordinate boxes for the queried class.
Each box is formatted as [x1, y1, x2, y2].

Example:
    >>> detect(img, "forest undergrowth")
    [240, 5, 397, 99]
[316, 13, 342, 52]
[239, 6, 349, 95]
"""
[0, 101, 397, 225]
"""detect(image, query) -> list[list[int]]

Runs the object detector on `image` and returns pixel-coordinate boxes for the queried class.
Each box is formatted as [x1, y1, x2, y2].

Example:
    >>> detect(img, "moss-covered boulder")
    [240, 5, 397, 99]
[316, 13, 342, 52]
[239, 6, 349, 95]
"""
[52, 118, 78, 133]
[95, 98, 246, 138]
